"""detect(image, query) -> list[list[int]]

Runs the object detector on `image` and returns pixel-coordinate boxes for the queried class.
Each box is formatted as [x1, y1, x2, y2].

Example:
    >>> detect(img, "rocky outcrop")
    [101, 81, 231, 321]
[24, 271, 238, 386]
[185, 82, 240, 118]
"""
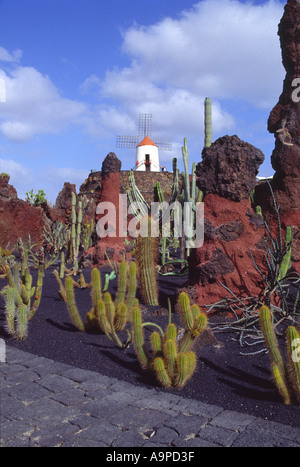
[0, 175, 46, 249]
[79, 153, 132, 267]
[188, 194, 267, 312]
[101, 152, 122, 176]
[255, 0, 300, 270]
[196, 135, 264, 201]
[50, 182, 77, 225]
[257, 0, 300, 214]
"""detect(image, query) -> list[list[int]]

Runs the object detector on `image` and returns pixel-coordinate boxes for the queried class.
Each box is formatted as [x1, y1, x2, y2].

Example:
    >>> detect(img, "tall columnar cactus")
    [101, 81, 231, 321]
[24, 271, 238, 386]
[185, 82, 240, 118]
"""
[71, 192, 83, 273]
[61, 261, 137, 347]
[204, 97, 212, 148]
[135, 216, 159, 306]
[130, 293, 208, 388]
[259, 305, 300, 405]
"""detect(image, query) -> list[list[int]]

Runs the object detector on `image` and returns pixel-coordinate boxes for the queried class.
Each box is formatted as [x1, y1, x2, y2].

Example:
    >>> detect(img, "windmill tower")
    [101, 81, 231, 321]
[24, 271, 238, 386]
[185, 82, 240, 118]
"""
[116, 114, 172, 172]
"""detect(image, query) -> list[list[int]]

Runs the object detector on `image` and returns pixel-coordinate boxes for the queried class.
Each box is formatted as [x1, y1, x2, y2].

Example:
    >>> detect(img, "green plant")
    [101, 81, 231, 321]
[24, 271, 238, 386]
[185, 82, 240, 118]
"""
[81, 219, 94, 250]
[1, 249, 45, 340]
[135, 216, 159, 306]
[71, 192, 82, 273]
[130, 292, 208, 388]
[25, 189, 47, 205]
[259, 305, 300, 405]
[60, 261, 137, 348]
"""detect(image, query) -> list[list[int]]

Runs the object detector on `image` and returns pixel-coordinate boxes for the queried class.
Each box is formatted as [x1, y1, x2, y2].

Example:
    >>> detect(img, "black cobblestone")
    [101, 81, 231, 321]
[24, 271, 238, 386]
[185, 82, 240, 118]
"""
[1, 346, 300, 447]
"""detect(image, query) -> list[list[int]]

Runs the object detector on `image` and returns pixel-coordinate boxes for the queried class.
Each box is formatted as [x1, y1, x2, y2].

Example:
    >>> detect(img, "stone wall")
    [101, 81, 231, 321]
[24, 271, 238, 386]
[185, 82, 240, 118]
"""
[80, 170, 179, 204]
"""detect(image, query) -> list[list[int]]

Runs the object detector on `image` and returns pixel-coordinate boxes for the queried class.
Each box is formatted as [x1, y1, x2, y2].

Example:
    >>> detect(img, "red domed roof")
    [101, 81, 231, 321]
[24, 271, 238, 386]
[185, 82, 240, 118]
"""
[137, 136, 157, 147]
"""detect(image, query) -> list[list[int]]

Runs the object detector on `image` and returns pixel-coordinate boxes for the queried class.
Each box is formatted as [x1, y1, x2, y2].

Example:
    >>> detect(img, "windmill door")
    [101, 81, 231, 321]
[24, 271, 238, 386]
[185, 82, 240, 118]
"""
[145, 154, 150, 172]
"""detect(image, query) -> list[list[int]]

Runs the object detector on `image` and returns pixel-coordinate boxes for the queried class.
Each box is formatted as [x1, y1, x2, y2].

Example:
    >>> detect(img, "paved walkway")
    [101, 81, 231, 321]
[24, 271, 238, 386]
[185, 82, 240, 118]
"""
[1, 345, 300, 448]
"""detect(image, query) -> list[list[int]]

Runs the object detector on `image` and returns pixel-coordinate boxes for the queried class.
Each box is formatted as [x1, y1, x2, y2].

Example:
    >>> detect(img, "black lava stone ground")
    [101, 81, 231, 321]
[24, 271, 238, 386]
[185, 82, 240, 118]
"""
[1, 265, 300, 429]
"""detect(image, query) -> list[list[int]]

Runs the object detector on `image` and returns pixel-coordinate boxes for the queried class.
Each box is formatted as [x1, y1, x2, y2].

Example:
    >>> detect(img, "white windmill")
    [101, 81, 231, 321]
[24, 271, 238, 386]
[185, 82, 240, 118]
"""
[116, 114, 172, 172]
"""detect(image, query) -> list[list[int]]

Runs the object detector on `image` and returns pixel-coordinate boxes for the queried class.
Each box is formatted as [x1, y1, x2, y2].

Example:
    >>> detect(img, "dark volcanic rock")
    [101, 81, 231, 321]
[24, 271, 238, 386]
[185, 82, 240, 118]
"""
[258, 0, 300, 214]
[196, 135, 264, 201]
[101, 152, 122, 176]
[188, 194, 268, 311]
[254, 0, 300, 271]
[52, 182, 76, 225]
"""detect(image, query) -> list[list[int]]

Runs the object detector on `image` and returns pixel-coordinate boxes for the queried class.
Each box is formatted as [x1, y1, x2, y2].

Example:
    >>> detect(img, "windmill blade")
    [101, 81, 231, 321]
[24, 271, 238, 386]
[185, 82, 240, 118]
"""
[116, 135, 139, 148]
[153, 138, 172, 151]
[139, 114, 152, 138]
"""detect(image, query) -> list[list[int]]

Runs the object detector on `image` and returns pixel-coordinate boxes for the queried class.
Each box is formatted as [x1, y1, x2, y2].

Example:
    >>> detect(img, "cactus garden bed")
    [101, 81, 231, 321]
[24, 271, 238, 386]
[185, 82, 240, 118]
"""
[1, 264, 300, 429]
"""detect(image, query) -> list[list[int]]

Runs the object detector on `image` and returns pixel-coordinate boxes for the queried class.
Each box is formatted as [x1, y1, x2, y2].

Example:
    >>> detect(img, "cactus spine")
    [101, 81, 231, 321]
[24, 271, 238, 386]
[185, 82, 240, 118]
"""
[136, 216, 159, 306]
[65, 276, 85, 331]
[259, 305, 300, 405]
[4, 287, 16, 335]
[131, 293, 208, 388]
[131, 306, 149, 368]
[71, 192, 82, 273]
[62, 261, 137, 347]
[177, 292, 208, 353]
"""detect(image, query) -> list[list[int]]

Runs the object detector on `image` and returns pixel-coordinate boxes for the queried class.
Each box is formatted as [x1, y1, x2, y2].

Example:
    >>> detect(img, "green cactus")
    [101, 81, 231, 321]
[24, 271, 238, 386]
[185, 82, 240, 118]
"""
[135, 216, 159, 306]
[152, 357, 173, 388]
[16, 304, 29, 341]
[278, 226, 292, 281]
[131, 293, 208, 388]
[61, 261, 137, 347]
[150, 331, 162, 357]
[286, 326, 300, 404]
[259, 305, 300, 405]
[3, 252, 44, 337]
[65, 276, 85, 332]
[256, 205, 263, 218]
[71, 192, 83, 273]
[131, 306, 149, 368]
[259, 305, 286, 379]
[4, 287, 16, 336]
[177, 292, 208, 353]
[204, 97, 212, 148]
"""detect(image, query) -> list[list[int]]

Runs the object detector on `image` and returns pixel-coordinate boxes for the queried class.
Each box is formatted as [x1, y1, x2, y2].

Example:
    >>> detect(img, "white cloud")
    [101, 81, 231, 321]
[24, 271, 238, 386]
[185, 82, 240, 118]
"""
[0, 158, 33, 199]
[0, 63, 87, 142]
[0, 46, 22, 63]
[119, 0, 284, 105]
[80, 0, 284, 145]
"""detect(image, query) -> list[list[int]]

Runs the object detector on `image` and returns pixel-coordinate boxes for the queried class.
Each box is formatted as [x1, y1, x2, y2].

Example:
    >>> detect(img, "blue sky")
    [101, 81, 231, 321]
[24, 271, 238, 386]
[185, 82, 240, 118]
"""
[0, 0, 286, 203]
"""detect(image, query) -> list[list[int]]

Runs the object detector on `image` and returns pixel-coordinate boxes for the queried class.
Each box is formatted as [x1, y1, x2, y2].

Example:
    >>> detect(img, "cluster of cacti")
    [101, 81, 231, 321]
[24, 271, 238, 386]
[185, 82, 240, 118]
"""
[0, 246, 15, 275]
[131, 292, 208, 388]
[59, 260, 137, 348]
[259, 305, 300, 405]
[0, 248, 44, 340]
[135, 216, 159, 306]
